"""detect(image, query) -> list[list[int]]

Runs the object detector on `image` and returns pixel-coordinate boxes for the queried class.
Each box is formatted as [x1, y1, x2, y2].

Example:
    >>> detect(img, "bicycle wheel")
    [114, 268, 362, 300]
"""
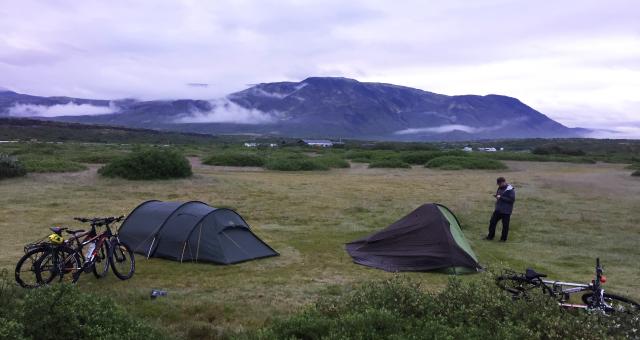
[35, 246, 82, 285]
[109, 240, 135, 280]
[496, 274, 540, 298]
[582, 292, 640, 314]
[15, 247, 50, 288]
[92, 242, 110, 279]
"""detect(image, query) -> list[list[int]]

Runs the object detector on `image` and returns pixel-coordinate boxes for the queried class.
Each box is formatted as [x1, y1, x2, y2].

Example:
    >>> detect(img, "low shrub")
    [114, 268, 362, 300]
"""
[99, 148, 192, 180]
[20, 157, 87, 173]
[368, 159, 411, 169]
[69, 151, 126, 164]
[0, 154, 27, 179]
[0, 270, 163, 340]
[426, 156, 507, 170]
[344, 150, 398, 163]
[400, 150, 467, 165]
[314, 155, 350, 169]
[533, 145, 586, 156]
[250, 277, 639, 339]
[632, 170, 640, 177]
[203, 152, 265, 167]
[264, 154, 329, 171]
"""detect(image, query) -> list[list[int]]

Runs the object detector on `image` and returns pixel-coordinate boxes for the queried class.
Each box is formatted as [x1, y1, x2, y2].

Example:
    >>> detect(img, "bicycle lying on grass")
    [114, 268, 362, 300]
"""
[15, 216, 135, 288]
[496, 258, 639, 314]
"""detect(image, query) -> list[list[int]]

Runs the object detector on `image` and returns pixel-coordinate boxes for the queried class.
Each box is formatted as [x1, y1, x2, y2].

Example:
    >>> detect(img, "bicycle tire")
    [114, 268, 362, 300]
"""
[92, 241, 110, 279]
[15, 247, 49, 288]
[109, 240, 135, 280]
[582, 292, 640, 314]
[496, 274, 540, 298]
[35, 246, 82, 285]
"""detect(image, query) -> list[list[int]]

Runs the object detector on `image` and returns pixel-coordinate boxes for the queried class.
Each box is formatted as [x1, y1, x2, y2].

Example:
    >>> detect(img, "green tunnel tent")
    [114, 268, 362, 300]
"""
[345, 203, 481, 274]
[119, 201, 278, 264]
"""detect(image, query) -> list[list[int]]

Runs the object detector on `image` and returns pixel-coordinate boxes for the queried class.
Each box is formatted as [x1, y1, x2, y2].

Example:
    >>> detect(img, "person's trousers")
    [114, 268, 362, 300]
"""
[488, 211, 511, 241]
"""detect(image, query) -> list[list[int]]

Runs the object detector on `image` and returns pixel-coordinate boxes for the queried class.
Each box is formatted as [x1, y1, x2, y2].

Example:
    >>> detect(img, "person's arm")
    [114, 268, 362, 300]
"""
[499, 189, 515, 203]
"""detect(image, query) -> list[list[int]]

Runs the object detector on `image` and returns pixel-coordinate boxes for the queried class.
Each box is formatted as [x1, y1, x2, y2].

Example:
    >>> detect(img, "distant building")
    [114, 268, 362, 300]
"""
[298, 139, 334, 148]
[462, 146, 473, 152]
[244, 143, 258, 148]
[478, 147, 498, 152]
[268, 143, 278, 148]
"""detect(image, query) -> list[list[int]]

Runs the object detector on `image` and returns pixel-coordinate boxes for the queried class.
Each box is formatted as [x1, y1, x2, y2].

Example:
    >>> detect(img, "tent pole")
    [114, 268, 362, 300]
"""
[195, 223, 203, 263]
[147, 238, 155, 259]
[180, 242, 187, 263]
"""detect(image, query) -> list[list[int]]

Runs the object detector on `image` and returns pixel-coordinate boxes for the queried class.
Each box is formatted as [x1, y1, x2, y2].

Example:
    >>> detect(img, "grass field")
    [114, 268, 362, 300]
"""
[1, 156, 639, 338]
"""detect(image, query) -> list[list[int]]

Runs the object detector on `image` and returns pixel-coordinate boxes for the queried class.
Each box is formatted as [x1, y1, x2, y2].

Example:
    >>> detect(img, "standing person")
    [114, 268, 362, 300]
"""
[486, 177, 515, 242]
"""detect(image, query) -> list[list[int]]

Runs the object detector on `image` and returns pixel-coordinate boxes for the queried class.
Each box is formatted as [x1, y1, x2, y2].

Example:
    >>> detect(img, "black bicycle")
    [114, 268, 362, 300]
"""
[15, 216, 135, 288]
[496, 258, 639, 314]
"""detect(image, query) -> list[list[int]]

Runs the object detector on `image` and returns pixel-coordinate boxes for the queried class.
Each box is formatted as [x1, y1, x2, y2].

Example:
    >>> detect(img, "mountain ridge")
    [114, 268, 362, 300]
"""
[0, 77, 580, 141]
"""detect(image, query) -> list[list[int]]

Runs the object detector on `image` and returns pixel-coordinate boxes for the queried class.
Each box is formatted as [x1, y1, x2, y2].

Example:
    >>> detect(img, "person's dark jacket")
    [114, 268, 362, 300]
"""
[495, 184, 516, 214]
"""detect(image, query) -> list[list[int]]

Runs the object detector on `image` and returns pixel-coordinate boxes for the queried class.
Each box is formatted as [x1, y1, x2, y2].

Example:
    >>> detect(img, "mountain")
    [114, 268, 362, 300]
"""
[0, 78, 581, 140]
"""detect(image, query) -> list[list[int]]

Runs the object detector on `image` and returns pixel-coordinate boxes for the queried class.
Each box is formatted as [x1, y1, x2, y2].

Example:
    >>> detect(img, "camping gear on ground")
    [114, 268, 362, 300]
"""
[119, 200, 278, 264]
[150, 289, 167, 299]
[345, 203, 481, 274]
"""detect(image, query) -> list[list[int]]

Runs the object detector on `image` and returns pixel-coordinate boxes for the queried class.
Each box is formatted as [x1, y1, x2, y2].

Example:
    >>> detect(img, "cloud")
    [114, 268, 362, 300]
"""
[0, 1, 639, 131]
[174, 99, 277, 124]
[395, 120, 513, 135]
[583, 123, 640, 139]
[395, 124, 483, 135]
[7, 102, 118, 117]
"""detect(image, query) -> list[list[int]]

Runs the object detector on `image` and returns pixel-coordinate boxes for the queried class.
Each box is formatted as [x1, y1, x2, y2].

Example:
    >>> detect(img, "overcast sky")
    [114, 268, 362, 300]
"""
[1, 0, 639, 133]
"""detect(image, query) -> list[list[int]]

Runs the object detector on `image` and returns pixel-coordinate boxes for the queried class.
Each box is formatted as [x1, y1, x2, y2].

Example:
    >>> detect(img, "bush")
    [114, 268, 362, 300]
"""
[264, 154, 329, 171]
[99, 148, 192, 180]
[633, 170, 640, 177]
[203, 152, 265, 167]
[344, 150, 398, 163]
[532, 145, 586, 156]
[368, 159, 411, 168]
[400, 150, 466, 165]
[0, 278, 163, 340]
[250, 277, 639, 339]
[0, 154, 27, 179]
[314, 155, 350, 169]
[426, 156, 507, 170]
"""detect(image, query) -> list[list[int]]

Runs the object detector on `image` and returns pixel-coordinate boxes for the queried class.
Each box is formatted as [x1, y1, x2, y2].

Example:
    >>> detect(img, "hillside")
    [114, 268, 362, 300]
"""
[0, 78, 581, 140]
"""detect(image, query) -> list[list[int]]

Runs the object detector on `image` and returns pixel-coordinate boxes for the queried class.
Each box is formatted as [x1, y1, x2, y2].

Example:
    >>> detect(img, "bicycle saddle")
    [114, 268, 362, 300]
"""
[49, 226, 65, 234]
[525, 268, 547, 280]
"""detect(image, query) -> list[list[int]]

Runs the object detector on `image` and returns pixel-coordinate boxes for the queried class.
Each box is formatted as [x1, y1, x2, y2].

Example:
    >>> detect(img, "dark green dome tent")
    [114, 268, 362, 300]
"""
[346, 203, 480, 274]
[119, 201, 278, 264]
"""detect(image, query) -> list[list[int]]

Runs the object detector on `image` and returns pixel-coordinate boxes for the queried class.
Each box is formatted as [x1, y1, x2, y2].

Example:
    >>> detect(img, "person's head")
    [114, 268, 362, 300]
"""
[496, 177, 507, 187]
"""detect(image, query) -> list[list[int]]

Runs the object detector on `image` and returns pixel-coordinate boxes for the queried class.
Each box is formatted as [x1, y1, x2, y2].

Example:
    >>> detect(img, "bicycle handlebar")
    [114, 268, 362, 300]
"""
[73, 215, 125, 226]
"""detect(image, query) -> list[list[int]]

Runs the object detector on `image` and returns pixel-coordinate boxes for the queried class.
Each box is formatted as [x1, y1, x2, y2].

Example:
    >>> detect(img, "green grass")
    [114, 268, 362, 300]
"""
[20, 157, 87, 173]
[426, 156, 508, 170]
[0, 144, 639, 339]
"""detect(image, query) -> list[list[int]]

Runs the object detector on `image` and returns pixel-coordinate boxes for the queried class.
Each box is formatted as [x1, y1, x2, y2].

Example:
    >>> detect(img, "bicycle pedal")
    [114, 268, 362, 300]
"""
[82, 263, 94, 273]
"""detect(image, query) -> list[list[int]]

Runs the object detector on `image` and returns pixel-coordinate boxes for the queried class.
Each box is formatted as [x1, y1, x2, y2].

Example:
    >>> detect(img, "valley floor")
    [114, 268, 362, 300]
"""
[1, 160, 639, 338]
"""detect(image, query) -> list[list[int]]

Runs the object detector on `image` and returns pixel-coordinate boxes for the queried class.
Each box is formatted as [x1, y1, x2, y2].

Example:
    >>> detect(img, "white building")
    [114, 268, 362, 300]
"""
[462, 146, 473, 152]
[244, 142, 258, 148]
[299, 139, 334, 148]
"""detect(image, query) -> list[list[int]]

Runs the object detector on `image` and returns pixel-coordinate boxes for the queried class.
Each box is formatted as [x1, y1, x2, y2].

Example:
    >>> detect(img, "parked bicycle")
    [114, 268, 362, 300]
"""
[496, 258, 639, 314]
[15, 216, 135, 288]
